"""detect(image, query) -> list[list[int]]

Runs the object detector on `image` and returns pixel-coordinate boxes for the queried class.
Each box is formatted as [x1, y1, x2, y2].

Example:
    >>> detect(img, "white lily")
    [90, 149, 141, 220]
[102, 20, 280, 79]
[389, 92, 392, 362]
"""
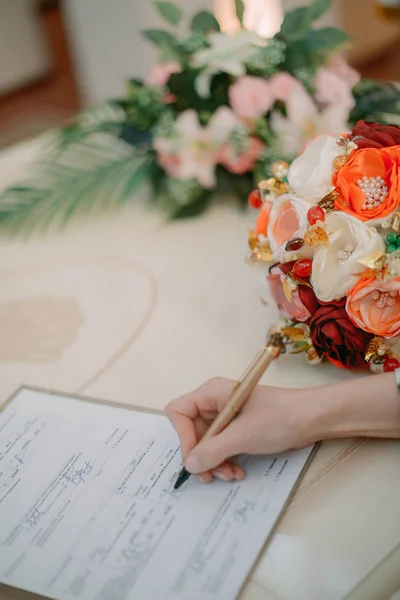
[270, 85, 350, 158]
[154, 107, 241, 189]
[192, 31, 258, 97]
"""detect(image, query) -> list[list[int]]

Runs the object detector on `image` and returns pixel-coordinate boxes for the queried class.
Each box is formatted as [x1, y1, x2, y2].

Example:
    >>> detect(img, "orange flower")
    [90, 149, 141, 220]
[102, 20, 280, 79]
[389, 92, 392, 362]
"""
[256, 202, 272, 236]
[333, 146, 400, 222]
[346, 275, 400, 338]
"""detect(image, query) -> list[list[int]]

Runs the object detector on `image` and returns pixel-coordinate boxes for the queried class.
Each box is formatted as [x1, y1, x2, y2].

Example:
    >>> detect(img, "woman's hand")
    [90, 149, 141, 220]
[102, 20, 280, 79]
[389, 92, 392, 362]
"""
[165, 377, 310, 483]
[166, 371, 400, 484]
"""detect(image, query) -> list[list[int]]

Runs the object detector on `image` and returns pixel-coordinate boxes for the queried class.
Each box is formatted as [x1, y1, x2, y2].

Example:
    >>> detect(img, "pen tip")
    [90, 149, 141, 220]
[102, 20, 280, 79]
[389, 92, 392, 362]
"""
[174, 468, 191, 490]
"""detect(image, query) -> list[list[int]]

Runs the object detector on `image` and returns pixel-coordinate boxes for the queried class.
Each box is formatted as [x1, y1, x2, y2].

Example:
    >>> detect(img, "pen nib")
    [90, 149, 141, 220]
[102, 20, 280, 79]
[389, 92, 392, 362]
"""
[174, 468, 191, 490]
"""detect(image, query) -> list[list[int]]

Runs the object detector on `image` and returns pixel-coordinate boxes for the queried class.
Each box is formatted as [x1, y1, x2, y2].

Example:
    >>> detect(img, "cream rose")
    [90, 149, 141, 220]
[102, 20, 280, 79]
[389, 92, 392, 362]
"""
[267, 193, 314, 263]
[288, 135, 340, 203]
[311, 212, 386, 302]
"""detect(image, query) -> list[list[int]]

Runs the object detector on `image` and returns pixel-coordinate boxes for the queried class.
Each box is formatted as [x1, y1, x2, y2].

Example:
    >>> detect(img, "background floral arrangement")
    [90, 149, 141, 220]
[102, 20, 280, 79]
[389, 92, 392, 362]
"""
[1, 0, 400, 231]
[247, 121, 400, 373]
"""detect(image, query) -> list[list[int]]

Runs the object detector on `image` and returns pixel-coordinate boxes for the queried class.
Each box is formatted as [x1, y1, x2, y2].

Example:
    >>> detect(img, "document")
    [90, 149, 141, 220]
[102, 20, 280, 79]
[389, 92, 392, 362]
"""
[0, 388, 314, 600]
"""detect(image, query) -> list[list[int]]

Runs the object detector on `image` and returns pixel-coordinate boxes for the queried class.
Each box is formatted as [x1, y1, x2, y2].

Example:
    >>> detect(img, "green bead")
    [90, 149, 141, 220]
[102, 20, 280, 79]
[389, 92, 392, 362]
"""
[386, 232, 397, 243]
[387, 244, 398, 253]
[397, 236, 400, 247]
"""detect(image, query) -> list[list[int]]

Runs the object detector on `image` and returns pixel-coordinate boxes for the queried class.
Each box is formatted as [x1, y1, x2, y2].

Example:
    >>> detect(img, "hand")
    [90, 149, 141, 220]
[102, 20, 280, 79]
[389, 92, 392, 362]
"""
[165, 377, 310, 484]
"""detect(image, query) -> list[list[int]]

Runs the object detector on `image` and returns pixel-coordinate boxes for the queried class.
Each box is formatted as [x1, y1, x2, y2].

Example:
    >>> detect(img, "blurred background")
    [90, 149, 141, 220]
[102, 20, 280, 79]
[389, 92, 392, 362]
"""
[0, 0, 399, 151]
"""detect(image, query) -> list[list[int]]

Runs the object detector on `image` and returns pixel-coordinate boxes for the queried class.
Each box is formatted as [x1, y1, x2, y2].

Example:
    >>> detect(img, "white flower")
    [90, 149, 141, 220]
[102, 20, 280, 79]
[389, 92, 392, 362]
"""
[311, 212, 386, 302]
[287, 134, 340, 203]
[267, 193, 314, 263]
[270, 85, 350, 159]
[154, 107, 240, 189]
[192, 31, 258, 97]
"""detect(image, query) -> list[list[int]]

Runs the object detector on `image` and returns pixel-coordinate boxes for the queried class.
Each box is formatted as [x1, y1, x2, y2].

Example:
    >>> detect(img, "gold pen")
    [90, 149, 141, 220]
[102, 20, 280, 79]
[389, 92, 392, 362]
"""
[173, 344, 280, 490]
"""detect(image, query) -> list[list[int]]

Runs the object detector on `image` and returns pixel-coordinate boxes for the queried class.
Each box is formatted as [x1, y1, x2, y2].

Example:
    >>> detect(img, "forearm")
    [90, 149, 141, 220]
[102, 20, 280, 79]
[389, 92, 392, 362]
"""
[302, 371, 400, 444]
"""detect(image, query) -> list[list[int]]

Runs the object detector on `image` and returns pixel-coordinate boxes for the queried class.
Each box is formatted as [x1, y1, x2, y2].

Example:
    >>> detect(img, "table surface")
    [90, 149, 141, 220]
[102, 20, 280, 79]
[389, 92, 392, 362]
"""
[0, 137, 399, 600]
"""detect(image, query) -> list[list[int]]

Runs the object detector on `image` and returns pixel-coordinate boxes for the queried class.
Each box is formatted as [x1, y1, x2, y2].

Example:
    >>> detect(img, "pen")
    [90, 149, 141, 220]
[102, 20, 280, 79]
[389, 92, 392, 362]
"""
[173, 344, 280, 490]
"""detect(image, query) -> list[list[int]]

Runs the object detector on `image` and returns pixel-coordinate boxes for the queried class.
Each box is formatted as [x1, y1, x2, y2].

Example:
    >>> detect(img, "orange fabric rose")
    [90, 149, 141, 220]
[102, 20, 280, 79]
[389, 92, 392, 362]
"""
[256, 202, 272, 236]
[333, 146, 400, 222]
[346, 275, 400, 338]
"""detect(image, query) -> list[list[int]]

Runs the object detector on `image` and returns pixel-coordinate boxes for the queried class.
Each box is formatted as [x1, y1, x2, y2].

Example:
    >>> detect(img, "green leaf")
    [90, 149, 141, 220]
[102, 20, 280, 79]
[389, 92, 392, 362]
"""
[162, 193, 211, 219]
[142, 28, 176, 47]
[279, 7, 311, 40]
[0, 137, 153, 233]
[306, 27, 350, 52]
[235, 0, 245, 24]
[309, 0, 330, 21]
[283, 40, 312, 72]
[191, 11, 220, 32]
[168, 70, 230, 113]
[350, 81, 400, 125]
[142, 28, 182, 63]
[154, 1, 183, 25]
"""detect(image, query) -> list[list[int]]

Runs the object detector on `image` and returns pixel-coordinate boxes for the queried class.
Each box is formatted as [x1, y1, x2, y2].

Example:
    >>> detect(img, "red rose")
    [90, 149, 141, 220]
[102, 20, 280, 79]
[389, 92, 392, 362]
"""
[352, 120, 400, 149]
[310, 301, 372, 369]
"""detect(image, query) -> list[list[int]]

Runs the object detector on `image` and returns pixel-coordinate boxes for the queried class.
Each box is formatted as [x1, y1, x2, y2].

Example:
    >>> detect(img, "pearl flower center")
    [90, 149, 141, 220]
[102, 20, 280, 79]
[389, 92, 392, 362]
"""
[357, 176, 388, 211]
[370, 289, 398, 308]
[337, 244, 355, 264]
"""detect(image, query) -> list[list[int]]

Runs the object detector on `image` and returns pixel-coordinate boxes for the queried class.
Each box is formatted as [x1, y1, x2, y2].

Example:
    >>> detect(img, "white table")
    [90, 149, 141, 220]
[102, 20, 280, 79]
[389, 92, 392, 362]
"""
[0, 138, 399, 600]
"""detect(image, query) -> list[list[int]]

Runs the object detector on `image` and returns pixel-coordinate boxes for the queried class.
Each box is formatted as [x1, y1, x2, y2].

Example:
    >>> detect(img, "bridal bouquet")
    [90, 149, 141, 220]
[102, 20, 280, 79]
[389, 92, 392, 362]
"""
[0, 0, 399, 230]
[247, 121, 400, 372]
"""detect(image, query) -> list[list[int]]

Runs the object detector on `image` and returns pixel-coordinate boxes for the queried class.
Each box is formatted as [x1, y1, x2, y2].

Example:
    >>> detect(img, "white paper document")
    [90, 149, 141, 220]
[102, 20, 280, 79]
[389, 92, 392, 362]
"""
[0, 388, 314, 600]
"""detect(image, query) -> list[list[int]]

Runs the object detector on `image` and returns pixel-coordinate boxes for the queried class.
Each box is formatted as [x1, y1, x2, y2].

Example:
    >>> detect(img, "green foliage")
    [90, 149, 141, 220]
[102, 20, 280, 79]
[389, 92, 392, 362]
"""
[191, 11, 220, 33]
[154, 1, 183, 25]
[157, 177, 210, 219]
[53, 102, 126, 151]
[245, 40, 286, 76]
[142, 29, 181, 63]
[179, 31, 210, 53]
[279, 7, 311, 41]
[235, 0, 245, 24]
[0, 138, 153, 233]
[306, 27, 350, 52]
[168, 71, 230, 114]
[279, 0, 331, 42]
[125, 80, 165, 130]
[309, 0, 330, 20]
[142, 28, 175, 47]
[282, 26, 347, 76]
[350, 81, 400, 125]
[164, 193, 211, 219]
[214, 167, 253, 206]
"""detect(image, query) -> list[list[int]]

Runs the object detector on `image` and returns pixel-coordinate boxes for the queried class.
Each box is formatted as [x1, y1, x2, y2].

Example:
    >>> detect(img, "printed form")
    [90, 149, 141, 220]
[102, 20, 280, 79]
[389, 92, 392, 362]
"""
[0, 388, 313, 600]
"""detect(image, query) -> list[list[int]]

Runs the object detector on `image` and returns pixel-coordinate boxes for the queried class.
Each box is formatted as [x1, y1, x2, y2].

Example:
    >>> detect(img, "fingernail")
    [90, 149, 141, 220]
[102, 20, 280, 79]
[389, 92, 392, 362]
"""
[197, 475, 207, 484]
[185, 454, 201, 474]
[214, 471, 230, 481]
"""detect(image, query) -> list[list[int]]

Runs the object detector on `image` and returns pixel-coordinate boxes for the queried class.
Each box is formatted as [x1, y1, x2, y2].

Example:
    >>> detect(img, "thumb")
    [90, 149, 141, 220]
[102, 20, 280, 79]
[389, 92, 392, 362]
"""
[185, 428, 241, 473]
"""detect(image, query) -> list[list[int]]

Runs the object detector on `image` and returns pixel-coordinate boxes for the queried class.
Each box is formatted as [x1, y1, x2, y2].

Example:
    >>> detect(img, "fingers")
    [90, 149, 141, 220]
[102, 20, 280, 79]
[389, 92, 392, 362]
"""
[166, 378, 234, 423]
[166, 409, 198, 462]
[166, 378, 246, 484]
[165, 377, 232, 464]
[212, 459, 245, 482]
[185, 420, 245, 474]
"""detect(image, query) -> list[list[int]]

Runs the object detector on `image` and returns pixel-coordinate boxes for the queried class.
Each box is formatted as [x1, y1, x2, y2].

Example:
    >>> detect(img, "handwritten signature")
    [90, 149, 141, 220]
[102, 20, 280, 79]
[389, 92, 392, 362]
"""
[63, 461, 93, 485]
[24, 508, 43, 531]
[233, 500, 255, 524]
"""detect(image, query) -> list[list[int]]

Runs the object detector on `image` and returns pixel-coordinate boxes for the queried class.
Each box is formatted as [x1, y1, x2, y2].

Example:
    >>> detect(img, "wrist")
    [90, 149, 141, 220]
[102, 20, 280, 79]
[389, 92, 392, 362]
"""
[298, 372, 400, 445]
